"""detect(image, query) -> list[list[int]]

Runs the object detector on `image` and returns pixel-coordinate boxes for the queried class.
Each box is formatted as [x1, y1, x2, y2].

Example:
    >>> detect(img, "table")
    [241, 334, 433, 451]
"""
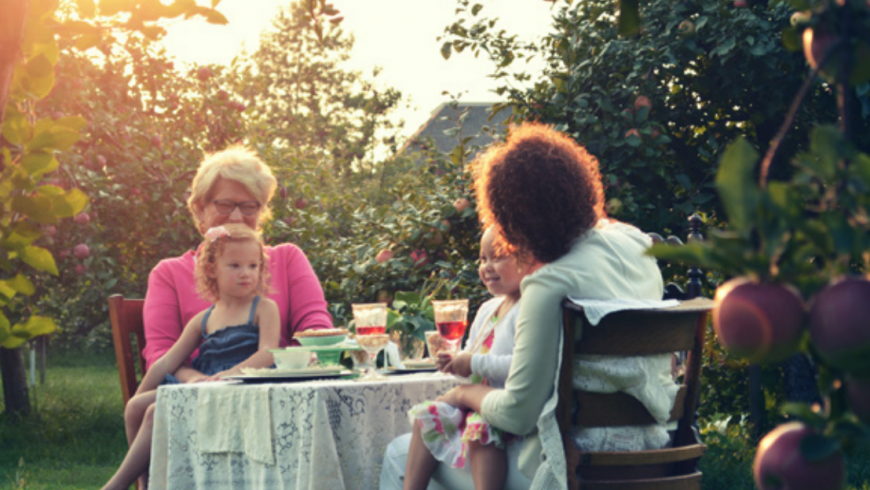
[149, 373, 458, 489]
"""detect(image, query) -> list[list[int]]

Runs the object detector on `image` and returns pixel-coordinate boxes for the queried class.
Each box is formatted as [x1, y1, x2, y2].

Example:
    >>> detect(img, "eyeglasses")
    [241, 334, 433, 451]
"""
[212, 200, 261, 216]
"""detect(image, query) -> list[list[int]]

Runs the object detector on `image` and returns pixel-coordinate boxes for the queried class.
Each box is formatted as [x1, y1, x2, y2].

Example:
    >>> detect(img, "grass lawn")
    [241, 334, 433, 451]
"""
[0, 351, 128, 490]
[1, 350, 868, 490]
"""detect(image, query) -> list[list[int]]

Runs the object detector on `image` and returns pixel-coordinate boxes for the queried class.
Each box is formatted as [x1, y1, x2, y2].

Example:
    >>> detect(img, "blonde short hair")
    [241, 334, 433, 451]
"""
[188, 146, 278, 233]
[194, 223, 272, 302]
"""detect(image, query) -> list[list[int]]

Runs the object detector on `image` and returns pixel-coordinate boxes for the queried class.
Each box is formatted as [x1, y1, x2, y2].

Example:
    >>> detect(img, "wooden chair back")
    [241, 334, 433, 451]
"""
[558, 297, 714, 490]
[108, 294, 146, 407]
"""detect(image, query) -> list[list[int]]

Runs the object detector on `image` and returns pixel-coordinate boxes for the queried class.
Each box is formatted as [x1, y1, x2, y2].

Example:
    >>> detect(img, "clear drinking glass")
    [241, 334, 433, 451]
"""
[432, 299, 469, 354]
[356, 334, 390, 379]
[352, 303, 388, 336]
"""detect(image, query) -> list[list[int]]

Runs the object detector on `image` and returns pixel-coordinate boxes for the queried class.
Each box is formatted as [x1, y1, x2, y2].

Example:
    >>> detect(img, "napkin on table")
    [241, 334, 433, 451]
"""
[196, 383, 274, 465]
[566, 297, 680, 326]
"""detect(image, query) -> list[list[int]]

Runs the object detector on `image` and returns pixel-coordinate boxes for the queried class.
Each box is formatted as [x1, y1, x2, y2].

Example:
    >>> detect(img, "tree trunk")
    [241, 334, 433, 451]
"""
[1, 347, 31, 417]
[0, 0, 29, 125]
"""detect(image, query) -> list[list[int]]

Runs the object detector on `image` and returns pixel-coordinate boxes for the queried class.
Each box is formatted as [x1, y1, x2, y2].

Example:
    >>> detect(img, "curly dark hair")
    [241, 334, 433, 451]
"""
[472, 123, 605, 263]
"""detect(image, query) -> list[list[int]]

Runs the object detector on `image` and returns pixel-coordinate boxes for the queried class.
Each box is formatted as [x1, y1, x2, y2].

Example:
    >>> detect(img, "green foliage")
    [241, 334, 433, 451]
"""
[441, 0, 868, 239]
[238, 0, 402, 178]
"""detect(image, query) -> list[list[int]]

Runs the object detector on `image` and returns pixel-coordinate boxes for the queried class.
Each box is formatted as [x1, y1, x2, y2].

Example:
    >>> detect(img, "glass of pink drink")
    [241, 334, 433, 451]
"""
[352, 303, 389, 378]
[432, 299, 469, 354]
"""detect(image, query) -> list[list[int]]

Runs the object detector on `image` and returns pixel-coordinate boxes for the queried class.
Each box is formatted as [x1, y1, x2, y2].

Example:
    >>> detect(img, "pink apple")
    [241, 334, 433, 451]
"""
[96, 155, 107, 167]
[294, 198, 308, 210]
[453, 198, 471, 212]
[75, 264, 87, 275]
[376, 249, 394, 263]
[633, 96, 652, 111]
[196, 67, 213, 81]
[754, 422, 844, 490]
[625, 129, 641, 140]
[713, 278, 806, 364]
[74, 243, 90, 259]
[150, 134, 163, 149]
[808, 277, 870, 375]
[58, 249, 71, 259]
[43, 225, 56, 237]
[74, 213, 91, 225]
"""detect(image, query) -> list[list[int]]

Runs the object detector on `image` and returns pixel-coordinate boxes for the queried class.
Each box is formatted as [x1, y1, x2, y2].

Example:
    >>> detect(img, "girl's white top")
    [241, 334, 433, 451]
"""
[463, 296, 520, 388]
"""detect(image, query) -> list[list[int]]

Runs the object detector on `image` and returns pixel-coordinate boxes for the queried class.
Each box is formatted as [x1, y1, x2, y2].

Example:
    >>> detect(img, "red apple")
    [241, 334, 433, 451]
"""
[217, 90, 229, 101]
[150, 134, 163, 150]
[376, 249, 394, 264]
[74, 213, 90, 225]
[294, 198, 307, 210]
[734, 0, 748, 7]
[633, 96, 652, 111]
[808, 277, 870, 375]
[453, 198, 471, 212]
[96, 155, 107, 167]
[58, 249, 70, 259]
[283, 216, 295, 227]
[713, 278, 806, 363]
[410, 249, 429, 268]
[75, 264, 87, 275]
[73, 243, 90, 259]
[754, 422, 844, 490]
[625, 129, 641, 140]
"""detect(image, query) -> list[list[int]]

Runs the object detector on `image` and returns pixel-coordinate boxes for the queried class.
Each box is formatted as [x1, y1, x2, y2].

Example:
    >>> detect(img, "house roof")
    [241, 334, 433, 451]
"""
[398, 102, 512, 157]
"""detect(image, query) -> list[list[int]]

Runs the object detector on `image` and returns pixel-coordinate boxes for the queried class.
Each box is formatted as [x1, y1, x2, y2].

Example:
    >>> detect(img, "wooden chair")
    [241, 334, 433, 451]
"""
[108, 294, 147, 408]
[558, 296, 715, 490]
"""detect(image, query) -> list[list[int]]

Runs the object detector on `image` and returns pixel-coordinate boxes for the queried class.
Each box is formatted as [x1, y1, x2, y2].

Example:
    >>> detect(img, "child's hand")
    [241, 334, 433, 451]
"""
[435, 352, 453, 372]
[443, 352, 473, 378]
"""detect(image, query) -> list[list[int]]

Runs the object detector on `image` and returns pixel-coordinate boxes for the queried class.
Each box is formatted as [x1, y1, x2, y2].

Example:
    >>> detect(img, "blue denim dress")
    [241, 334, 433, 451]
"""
[163, 296, 261, 383]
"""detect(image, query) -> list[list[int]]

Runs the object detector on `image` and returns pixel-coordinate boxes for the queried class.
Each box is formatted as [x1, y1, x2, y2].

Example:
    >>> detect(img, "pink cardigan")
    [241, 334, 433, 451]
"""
[142, 243, 333, 369]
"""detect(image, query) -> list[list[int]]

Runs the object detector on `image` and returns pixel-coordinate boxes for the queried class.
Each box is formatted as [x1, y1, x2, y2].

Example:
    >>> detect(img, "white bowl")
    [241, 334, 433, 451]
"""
[272, 349, 311, 370]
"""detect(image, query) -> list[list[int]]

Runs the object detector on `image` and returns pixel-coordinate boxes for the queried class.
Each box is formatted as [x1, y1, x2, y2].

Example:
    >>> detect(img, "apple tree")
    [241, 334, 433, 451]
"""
[0, 0, 227, 416]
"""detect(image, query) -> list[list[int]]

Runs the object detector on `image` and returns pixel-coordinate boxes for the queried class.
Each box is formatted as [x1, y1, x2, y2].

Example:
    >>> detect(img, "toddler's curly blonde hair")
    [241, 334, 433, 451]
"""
[194, 223, 271, 302]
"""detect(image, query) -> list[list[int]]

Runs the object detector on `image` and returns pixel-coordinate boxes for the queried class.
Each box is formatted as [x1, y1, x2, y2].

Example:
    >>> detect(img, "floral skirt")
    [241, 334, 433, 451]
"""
[409, 400, 511, 469]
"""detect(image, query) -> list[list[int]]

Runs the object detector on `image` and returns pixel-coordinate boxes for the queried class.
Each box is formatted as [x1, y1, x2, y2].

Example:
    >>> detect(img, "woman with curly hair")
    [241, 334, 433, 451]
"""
[382, 123, 672, 490]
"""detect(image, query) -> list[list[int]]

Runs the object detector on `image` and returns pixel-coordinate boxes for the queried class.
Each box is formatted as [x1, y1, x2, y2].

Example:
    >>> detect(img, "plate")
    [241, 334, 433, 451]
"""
[227, 368, 351, 383]
[297, 335, 347, 347]
[402, 359, 436, 368]
[386, 366, 439, 374]
[240, 366, 342, 377]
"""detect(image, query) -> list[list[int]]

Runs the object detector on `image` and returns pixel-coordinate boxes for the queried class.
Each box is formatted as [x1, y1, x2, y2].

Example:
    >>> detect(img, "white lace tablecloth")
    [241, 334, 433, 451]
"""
[149, 373, 458, 490]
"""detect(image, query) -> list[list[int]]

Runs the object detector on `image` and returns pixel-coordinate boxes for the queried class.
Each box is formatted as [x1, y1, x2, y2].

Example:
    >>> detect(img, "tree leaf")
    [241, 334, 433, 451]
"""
[8, 274, 36, 296]
[20, 245, 59, 275]
[22, 151, 58, 175]
[441, 42, 452, 60]
[77, 0, 96, 17]
[715, 137, 759, 233]
[0, 222, 42, 250]
[11, 316, 57, 338]
[11, 195, 57, 224]
[199, 7, 228, 25]
[617, 0, 640, 37]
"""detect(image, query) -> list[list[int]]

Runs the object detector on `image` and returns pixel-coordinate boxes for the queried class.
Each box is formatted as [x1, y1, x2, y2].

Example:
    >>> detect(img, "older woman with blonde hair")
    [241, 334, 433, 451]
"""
[142, 146, 332, 382]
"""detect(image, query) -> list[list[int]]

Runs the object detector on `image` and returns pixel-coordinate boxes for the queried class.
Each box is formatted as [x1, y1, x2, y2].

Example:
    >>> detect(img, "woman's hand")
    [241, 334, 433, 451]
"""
[442, 352, 473, 378]
[435, 352, 453, 372]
